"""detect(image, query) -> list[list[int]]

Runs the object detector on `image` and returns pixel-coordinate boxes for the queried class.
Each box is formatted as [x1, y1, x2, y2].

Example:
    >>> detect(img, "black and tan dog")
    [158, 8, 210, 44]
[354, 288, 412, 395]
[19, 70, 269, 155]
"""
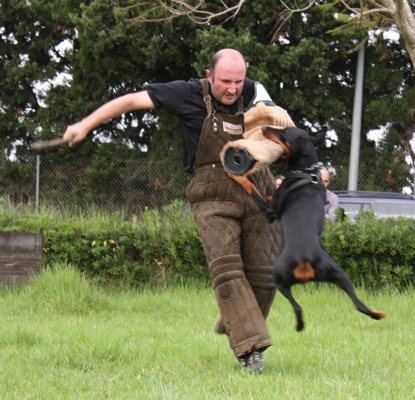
[247, 126, 386, 331]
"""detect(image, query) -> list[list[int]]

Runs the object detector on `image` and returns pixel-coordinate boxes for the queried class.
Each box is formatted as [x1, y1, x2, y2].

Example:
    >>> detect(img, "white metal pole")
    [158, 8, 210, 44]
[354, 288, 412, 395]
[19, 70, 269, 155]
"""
[348, 45, 365, 191]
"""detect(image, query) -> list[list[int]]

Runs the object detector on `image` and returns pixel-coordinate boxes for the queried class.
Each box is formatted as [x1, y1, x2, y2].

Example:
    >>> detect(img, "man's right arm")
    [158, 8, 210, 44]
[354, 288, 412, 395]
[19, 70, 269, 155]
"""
[63, 91, 155, 147]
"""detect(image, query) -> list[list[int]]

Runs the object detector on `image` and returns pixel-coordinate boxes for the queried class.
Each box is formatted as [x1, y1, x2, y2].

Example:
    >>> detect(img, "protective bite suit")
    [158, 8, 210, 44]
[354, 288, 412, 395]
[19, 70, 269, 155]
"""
[185, 79, 282, 357]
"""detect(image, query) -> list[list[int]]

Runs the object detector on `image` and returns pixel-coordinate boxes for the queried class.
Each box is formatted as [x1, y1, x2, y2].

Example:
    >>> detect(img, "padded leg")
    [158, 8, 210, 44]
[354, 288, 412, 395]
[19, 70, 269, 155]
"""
[209, 255, 272, 357]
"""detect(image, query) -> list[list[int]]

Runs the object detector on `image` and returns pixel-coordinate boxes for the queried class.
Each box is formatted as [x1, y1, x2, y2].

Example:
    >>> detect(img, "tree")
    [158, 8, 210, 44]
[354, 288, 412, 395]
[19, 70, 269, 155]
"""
[1, 0, 202, 164]
[123, 0, 415, 191]
[1, 0, 414, 193]
[325, 0, 415, 69]
[124, 0, 415, 70]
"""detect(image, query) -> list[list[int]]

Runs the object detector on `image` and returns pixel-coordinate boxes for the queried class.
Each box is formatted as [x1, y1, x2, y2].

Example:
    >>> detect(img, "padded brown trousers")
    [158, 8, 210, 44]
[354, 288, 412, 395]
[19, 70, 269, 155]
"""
[186, 167, 282, 358]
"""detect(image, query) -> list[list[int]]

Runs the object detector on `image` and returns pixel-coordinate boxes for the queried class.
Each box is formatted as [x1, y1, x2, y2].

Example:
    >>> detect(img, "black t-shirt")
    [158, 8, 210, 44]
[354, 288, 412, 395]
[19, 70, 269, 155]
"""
[145, 78, 257, 173]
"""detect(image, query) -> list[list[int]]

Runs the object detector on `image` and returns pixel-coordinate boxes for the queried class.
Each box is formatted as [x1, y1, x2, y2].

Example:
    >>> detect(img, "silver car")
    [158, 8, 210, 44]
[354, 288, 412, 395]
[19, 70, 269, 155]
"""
[334, 191, 415, 220]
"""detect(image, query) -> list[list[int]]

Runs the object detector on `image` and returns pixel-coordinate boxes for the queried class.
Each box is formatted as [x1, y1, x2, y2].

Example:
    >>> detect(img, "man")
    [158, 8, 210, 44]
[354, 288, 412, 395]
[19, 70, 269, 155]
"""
[320, 168, 339, 222]
[63, 49, 295, 372]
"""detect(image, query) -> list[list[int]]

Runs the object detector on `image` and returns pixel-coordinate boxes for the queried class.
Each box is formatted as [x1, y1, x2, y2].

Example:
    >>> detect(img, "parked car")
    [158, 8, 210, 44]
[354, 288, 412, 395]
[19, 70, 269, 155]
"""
[333, 191, 415, 220]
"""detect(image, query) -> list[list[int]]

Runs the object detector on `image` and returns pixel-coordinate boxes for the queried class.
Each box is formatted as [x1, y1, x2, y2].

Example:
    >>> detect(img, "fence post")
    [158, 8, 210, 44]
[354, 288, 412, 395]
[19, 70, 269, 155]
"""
[35, 155, 40, 213]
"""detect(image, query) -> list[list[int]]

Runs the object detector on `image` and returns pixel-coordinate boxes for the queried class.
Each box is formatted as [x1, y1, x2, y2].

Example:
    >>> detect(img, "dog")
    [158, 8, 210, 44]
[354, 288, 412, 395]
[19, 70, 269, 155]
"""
[249, 126, 386, 331]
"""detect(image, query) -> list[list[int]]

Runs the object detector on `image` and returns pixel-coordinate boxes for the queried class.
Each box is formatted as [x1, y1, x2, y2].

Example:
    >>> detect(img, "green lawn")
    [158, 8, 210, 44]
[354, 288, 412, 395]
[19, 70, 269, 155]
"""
[0, 265, 413, 399]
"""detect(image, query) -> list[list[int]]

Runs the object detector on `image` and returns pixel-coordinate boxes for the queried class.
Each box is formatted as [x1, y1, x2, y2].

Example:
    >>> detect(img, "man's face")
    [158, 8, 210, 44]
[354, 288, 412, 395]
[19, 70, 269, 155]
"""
[321, 170, 330, 189]
[206, 57, 246, 105]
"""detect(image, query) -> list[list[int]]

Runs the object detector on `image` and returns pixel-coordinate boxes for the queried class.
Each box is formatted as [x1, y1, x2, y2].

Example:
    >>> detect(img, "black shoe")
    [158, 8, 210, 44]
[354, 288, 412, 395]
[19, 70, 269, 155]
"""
[237, 351, 264, 372]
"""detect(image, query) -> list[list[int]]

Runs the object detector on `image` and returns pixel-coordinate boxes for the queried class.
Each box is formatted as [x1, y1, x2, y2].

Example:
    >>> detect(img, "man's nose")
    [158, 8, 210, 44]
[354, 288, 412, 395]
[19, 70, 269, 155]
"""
[227, 84, 237, 94]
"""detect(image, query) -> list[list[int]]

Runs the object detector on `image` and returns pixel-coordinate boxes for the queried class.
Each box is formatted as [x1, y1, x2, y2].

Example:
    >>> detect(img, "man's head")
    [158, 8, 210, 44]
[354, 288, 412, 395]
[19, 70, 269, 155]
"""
[206, 49, 247, 105]
[320, 168, 331, 189]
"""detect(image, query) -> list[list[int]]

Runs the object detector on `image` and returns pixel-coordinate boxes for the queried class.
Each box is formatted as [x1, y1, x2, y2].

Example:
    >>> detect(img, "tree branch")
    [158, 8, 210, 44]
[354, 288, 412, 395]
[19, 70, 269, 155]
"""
[126, 0, 246, 25]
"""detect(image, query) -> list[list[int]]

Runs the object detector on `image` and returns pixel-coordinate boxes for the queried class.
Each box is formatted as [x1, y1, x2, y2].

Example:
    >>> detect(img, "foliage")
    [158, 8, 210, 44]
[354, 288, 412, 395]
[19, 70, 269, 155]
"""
[322, 211, 415, 287]
[2, 199, 415, 288]
[0, 154, 190, 212]
[20, 262, 110, 314]
[1, 0, 414, 192]
[0, 199, 208, 287]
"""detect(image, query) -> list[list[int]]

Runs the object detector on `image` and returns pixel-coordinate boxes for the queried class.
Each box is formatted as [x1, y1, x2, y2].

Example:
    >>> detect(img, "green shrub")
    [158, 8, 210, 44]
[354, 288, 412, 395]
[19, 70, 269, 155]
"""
[0, 198, 208, 287]
[2, 198, 415, 288]
[321, 211, 415, 288]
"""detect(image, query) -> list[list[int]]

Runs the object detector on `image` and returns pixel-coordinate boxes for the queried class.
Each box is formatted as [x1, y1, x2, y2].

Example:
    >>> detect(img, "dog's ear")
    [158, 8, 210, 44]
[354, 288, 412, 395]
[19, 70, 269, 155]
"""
[309, 127, 327, 147]
[261, 126, 287, 142]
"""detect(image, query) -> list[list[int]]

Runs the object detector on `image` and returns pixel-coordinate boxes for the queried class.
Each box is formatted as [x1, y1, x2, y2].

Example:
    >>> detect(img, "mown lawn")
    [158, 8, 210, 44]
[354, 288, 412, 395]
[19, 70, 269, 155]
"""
[0, 265, 413, 399]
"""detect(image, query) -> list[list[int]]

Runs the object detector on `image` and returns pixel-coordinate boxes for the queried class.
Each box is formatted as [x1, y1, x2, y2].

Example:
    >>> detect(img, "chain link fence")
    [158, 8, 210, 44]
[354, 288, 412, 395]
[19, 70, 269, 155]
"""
[1, 157, 190, 215]
[1, 156, 414, 215]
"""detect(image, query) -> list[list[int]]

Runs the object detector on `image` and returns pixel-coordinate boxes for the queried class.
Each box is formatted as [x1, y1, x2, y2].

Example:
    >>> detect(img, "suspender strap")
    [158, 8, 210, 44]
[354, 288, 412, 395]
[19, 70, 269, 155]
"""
[200, 79, 213, 117]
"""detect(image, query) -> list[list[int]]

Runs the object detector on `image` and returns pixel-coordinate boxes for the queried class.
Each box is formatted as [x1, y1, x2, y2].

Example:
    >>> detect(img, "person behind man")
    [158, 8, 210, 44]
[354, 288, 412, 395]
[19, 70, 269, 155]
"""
[320, 168, 339, 222]
[62, 48, 295, 372]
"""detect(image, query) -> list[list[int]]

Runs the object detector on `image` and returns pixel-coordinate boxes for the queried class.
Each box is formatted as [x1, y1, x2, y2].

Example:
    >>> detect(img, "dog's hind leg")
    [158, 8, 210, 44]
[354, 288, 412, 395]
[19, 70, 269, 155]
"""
[277, 285, 305, 331]
[322, 256, 386, 320]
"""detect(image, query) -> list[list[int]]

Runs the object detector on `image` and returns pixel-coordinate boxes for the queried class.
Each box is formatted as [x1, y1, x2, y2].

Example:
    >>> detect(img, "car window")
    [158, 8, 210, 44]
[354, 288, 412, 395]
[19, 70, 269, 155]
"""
[339, 202, 364, 218]
[335, 192, 415, 221]
[375, 203, 415, 219]
[338, 201, 375, 221]
[362, 203, 372, 211]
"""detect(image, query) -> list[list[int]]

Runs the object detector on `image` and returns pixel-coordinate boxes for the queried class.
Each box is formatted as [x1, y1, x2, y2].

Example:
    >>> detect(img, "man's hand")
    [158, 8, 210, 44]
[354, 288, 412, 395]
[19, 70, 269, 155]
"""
[62, 121, 89, 147]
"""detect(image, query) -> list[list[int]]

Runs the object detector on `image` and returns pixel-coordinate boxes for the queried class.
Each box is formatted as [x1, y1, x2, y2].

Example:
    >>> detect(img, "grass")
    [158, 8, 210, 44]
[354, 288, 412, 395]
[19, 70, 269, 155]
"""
[0, 264, 414, 399]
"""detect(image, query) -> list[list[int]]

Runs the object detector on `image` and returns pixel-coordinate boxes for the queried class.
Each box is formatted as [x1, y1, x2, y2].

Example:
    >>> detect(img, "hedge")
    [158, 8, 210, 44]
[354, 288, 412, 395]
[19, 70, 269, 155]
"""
[0, 200, 207, 287]
[1, 199, 414, 288]
[322, 210, 415, 288]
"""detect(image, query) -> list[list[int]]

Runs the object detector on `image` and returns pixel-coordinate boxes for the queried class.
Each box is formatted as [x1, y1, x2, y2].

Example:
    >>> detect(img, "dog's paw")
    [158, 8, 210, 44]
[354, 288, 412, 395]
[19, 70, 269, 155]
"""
[296, 320, 305, 332]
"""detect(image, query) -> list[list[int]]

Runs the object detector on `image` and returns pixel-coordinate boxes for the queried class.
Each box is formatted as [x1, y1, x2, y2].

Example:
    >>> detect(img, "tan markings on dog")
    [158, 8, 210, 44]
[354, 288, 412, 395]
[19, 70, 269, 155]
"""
[263, 128, 291, 162]
[229, 174, 261, 196]
[293, 262, 315, 281]
[373, 310, 386, 318]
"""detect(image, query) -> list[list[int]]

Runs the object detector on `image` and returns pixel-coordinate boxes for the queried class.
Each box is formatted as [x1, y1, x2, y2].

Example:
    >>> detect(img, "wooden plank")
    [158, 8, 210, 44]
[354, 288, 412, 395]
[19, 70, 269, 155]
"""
[0, 254, 42, 270]
[0, 273, 41, 285]
[0, 231, 44, 285]
[0, 231, 43, 254]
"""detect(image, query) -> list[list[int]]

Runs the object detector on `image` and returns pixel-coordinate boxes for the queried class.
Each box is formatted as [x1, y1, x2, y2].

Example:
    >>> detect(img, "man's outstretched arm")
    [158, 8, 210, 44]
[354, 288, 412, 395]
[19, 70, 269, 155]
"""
[62, 91, 155, 147]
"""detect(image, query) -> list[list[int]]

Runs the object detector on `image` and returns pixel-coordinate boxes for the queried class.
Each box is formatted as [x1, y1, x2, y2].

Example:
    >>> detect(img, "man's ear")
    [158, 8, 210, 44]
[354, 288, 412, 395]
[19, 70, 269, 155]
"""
[309, 128, 327, 147]
[206, 69, 213, 84]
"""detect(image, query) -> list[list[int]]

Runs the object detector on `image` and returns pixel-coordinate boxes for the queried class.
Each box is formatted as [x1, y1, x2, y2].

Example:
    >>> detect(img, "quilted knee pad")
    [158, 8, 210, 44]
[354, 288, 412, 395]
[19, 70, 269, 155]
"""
[209, 255, 272, 357]
[245, 264, 277, 319]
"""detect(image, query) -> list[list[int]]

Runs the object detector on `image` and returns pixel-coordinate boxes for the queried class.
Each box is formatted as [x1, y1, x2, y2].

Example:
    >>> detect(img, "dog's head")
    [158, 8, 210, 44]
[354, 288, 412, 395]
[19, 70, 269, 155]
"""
[243, 102, 295, 140]
[261, 126, 326, 171]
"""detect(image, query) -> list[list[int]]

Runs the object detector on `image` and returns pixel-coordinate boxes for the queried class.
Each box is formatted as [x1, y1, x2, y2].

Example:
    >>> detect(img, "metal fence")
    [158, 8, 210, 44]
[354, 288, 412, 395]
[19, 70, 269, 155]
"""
[2, 157, 190, 215]
[1, 156, 413, 215]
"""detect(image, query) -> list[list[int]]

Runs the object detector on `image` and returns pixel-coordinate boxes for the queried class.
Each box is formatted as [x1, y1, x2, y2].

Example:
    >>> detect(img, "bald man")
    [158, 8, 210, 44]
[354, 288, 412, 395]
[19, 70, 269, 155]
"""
[63, 49, 294, 372]
[320, 168, 339, 222]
